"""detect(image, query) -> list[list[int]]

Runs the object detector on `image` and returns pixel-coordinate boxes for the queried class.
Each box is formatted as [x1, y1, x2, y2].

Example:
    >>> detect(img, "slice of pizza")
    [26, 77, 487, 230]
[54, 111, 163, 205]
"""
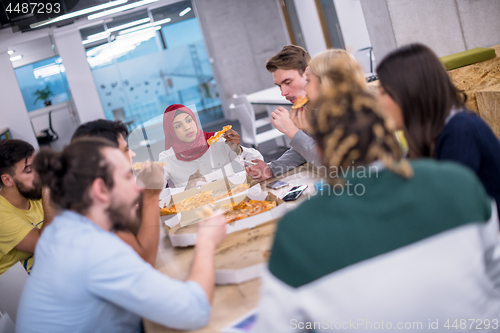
[160, 206, 177, 216]
[222, 200, 277, 224]
[175, 191, 215, 212]
[226, 211, 250, 224]
[292, 96, 308, 109]
[214, 183, 251, 201]
[207, 125, 232, 146]
[160, 191, 215, 216]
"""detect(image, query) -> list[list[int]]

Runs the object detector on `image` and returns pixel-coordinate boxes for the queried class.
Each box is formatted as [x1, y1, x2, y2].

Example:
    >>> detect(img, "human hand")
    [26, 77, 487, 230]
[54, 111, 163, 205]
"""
[135, 161, 165, 192]
[186, 169, 207, 189]
[223, 129, 242, 153]
[291, 108, 312, 133]
[245, 159, 273, 181]
[270, 107, 299, 139]
[223, 129, 240, 145]
[196, 209, 227, 248]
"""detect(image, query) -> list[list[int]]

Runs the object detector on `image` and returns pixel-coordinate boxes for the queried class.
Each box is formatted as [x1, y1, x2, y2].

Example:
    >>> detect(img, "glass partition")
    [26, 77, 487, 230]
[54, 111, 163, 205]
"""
[81, 0, 223, 133]
[9, 34, 78, 151]
[14, 56, 70, 112]
[128, 104, 244, 189]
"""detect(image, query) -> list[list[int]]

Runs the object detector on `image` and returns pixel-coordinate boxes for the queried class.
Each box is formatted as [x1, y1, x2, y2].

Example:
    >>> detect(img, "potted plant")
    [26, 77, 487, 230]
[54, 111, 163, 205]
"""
[33, 85, 54, 107]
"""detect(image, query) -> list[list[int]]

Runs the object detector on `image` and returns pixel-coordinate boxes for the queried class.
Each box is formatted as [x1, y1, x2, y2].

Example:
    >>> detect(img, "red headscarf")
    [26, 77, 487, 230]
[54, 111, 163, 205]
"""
[163, 104, 215, 162]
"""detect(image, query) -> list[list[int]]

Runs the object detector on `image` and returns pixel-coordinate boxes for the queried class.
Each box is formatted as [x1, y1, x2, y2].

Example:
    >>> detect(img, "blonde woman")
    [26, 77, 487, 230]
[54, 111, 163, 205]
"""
[292, 49, 369, 132]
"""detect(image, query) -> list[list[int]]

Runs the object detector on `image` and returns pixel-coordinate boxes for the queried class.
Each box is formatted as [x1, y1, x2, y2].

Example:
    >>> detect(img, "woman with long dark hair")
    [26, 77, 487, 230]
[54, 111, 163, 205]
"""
[376, 43, 500, 216]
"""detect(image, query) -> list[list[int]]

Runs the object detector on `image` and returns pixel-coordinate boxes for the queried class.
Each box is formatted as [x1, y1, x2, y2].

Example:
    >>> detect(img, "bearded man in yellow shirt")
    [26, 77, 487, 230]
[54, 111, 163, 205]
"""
[0, 139, 54, 274]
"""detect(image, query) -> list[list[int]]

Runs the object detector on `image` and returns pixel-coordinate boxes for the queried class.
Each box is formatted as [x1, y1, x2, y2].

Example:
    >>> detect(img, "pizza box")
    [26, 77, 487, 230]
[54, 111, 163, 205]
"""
[160, 174, 252, 227]
[216, 263, 266, 285]
[214, 220, 276, 285]
[168, 191, 285, 247]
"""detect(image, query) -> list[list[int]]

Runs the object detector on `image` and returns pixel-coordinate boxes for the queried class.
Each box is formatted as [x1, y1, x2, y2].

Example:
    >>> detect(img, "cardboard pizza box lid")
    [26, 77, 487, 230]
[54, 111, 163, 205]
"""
[214, 219, 276, 285]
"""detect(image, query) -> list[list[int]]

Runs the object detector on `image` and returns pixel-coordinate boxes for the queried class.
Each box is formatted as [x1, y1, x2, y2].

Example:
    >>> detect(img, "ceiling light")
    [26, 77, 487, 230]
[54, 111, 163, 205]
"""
[179, 7, 191, 16]
[118, 23, 151, 35]
[82, 35, 109, 45]
[108, 17, 150, 32]
[88, 0, 159, 20]
[86, 31, 110, 41]
[34, 64, 65, 78]
[83, 18, 150, 44]
[30, 0, 128, 29]
[118, 25, 160, 36]
[10, 55, 23, 61]
[7, 50, 14, 55]
[153, 17, 171, 25]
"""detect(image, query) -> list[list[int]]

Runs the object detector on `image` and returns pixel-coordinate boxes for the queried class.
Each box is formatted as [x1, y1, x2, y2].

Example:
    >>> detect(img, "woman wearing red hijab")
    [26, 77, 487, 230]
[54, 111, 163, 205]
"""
[159, 104, 263, 188]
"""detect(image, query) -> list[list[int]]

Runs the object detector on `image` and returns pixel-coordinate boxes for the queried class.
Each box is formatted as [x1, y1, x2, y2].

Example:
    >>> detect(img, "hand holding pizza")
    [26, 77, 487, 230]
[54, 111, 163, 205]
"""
[290, 107, 312, 133]
[223, 129, 242, 154]
[270, 106, 299, 139]
[135, 161, 165, 191]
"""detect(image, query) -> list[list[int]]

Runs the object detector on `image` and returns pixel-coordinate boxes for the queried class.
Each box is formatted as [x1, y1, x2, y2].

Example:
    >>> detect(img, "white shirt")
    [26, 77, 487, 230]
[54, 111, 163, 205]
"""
[159, 140, 263, 188]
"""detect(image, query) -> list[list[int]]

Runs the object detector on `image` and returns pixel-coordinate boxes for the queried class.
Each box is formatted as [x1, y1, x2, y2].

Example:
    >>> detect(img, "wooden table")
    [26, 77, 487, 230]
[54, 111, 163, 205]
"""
[144, 164, 321, 333]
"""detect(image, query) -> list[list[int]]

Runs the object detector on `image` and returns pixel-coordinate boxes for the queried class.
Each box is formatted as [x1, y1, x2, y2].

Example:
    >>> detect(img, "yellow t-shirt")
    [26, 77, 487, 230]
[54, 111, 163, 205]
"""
[0, 195, 44, 275]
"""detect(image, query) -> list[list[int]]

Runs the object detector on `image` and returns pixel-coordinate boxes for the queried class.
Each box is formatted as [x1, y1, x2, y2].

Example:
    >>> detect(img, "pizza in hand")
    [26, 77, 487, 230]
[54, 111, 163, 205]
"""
[207, 125, 232, 146]
[292, 96, 308, 109]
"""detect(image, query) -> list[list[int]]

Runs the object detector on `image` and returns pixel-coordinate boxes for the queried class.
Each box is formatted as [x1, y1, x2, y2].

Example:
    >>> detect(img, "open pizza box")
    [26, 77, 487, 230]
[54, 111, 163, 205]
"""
[160, 173, 252, 227]
[216, 263, 267, 285]
[167, 190, 286, 247]
[214, 219, 276, 285]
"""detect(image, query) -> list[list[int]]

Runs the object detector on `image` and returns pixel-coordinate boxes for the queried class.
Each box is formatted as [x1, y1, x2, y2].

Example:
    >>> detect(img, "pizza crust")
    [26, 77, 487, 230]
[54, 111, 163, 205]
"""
[292, 96, 308, 109]
[160, 191, 215, 215]
[207, 125, 232, 146]
[214, 183, 250, 201]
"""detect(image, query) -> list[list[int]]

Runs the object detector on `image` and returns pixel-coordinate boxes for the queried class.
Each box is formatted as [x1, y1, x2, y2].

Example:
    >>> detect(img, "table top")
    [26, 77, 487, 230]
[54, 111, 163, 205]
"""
[245, 86, 292, 106]
[144, 164, 321, 333]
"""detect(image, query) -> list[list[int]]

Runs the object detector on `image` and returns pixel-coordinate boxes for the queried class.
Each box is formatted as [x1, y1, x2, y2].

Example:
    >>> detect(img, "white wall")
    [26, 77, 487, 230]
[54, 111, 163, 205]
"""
[361, 0, 500, 61]
[0, 40, 39, 149]
[333, 0, 371, 52]
[293, 0, 327, 57]
[333, 0, 373, 72]
[52, 29, 105, 124]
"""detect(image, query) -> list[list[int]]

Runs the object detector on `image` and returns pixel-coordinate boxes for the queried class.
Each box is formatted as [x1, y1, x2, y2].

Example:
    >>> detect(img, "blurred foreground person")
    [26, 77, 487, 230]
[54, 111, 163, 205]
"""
[252, 60, 500, 332]
[0, 139, 54, 274]
[17, 138, 227, 333]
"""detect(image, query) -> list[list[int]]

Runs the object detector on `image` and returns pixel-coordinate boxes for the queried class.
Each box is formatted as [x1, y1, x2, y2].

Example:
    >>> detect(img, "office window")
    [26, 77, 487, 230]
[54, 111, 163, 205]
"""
[81, 0, 223, 131]
[14, 56, 70, 112]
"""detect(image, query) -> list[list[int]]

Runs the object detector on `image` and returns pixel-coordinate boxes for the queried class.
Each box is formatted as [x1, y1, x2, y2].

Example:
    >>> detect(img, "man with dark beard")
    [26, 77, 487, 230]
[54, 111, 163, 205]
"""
[0, 139, 54, 275]
[17, 138, 227, 332]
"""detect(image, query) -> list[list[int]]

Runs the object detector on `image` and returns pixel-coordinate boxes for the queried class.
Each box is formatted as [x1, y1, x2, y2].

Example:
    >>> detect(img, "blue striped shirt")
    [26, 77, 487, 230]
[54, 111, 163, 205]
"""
[17, 210, 210, 333]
